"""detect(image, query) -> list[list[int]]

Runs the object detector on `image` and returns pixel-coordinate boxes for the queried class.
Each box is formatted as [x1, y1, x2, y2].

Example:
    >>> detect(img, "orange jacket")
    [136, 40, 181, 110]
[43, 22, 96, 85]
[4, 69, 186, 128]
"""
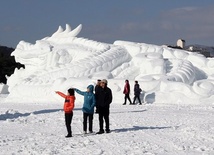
[56, 91, 75, 113]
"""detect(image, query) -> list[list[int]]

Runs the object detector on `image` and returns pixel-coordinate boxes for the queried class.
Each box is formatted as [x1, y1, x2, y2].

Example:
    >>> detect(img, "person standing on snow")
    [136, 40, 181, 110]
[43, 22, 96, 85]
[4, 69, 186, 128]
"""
[123, 79, 132, 105]
[133, 81, 142, 105]
[96, 79, 112, 134]
[95, 79, 101, 113]
[55, 88, 75, 138]
[74, 85, 96, 134]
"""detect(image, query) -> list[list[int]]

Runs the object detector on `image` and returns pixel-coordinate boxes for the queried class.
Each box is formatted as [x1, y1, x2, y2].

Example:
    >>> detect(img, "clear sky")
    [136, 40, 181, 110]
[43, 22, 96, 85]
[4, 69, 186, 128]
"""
[0, 0, 214, 48]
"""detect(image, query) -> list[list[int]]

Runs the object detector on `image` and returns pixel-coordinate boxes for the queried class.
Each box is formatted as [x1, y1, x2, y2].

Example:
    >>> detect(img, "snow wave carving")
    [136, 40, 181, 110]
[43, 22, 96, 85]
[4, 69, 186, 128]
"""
[166, 60, 195, 84]
[192, 80, 214, 97]
[114, 41, 195, 84]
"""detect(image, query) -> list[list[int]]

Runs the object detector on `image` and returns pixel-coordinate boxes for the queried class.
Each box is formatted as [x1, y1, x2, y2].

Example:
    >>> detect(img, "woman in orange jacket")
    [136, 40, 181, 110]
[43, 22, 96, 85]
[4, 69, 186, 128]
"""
[56, 88, 75, 138]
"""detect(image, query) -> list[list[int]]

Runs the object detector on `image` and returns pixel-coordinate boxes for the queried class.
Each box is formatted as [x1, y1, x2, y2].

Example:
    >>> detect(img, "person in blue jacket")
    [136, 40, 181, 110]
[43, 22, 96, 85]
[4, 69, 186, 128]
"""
[74, 85, 96, 134]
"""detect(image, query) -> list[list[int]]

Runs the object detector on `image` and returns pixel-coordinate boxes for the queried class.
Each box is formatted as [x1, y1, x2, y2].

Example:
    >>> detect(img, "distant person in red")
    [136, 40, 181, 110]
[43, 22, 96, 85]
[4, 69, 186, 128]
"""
[123, 80, 132, 105]
[56, 88, 75, 138]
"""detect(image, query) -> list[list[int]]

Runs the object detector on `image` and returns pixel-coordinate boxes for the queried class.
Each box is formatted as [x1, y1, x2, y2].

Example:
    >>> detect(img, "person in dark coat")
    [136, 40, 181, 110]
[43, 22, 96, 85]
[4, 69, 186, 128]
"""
[133, 81, 142, 105]
[95, 79, 101, 113]
[75, 85, 96, 134]
[95, 79, 112, 134]
[123, 79, 132, 105]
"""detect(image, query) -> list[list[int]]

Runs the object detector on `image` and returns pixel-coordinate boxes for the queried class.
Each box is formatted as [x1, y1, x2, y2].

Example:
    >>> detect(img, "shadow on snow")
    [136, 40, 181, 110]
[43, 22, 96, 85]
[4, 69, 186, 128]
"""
[111, 109, 147, 114]
[0, 109, 62, 121]
[112, 125, 172, 133]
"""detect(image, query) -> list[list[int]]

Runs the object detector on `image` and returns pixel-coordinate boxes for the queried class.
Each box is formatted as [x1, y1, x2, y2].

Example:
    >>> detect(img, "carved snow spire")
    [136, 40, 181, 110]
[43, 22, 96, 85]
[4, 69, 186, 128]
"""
[65, 24, 72, 33]
[51, 24, 82, 38]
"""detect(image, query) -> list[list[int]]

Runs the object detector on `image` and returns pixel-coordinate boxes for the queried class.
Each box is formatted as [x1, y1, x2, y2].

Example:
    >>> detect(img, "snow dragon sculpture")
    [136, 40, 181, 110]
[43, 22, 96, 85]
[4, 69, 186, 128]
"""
[5, 24, 214, 104]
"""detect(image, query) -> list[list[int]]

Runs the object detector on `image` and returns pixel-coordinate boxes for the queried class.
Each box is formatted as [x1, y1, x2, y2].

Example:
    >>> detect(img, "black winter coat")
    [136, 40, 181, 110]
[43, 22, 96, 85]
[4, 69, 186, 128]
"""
[134, 84, 141, 96]
[95, 86, 112, 108]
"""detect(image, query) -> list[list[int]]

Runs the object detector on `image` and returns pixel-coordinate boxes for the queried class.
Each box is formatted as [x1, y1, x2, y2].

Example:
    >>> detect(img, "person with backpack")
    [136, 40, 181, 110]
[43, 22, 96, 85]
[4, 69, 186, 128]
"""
[74, 85, 96, 134]
[55, 88, 75, 138]
[133, 81, 142, 105]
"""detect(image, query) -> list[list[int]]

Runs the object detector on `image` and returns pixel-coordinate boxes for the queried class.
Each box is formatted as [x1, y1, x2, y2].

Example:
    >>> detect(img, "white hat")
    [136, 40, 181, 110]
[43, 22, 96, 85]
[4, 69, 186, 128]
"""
[101, 79, 108, 84]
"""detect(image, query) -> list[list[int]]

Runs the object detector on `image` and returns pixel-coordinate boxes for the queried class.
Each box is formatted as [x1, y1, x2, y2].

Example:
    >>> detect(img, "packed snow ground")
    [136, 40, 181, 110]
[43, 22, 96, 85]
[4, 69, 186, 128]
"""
[1, 95, 214, 155]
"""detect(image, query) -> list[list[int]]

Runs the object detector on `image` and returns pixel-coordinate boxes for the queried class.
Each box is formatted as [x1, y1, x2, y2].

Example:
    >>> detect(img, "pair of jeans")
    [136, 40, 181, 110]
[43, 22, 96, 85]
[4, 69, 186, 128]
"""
[83, 112, 94, 132]
[98, 106, 110, 131]
[124, 94, 132, 104]
[133, 95, 141, 104]
[65, 112, 73, 135]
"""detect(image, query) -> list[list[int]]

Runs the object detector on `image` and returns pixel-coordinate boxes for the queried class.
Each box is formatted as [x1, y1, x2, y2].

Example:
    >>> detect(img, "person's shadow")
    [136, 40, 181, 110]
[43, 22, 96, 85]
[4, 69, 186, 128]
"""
[111, 109, 147, 114]
[112, 125, 172, 133]
[0, 109, 62, 121]
[0, 107, 83, 121]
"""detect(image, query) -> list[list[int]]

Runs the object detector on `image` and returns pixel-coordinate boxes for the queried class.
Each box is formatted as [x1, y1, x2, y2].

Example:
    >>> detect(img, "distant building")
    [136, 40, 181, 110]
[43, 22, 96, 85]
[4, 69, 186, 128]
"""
[166, 39, 213, 58]
[177, 39, 185, 48]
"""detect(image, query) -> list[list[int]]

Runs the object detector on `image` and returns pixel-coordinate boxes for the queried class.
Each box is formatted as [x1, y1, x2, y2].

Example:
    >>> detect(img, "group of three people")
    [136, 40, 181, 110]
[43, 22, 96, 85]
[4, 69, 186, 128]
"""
[56, 79, 112, 138]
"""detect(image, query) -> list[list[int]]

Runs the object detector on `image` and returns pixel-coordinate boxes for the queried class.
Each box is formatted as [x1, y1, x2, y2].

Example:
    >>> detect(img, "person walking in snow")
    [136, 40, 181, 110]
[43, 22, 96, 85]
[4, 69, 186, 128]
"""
[55, 88, 75, 138]
[123, 79, 132, 105]
[95, 79, 112, 134]
[74, 85, 96, 134]
[133, 81, 142, 105]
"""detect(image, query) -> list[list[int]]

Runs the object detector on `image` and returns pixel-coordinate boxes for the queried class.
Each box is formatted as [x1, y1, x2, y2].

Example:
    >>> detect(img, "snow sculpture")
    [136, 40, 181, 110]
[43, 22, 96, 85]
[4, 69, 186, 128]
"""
[5, 24, 214, 104]
[114, 40, 214, 104]
[6, 24, 131, 103]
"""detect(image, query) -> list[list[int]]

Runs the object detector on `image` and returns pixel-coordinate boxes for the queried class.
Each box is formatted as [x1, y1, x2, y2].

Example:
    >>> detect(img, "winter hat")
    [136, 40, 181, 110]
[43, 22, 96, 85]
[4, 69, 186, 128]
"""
[87, 85, 94, 92]
[68, 88, 75, 95]
[101, 79, 108, 84]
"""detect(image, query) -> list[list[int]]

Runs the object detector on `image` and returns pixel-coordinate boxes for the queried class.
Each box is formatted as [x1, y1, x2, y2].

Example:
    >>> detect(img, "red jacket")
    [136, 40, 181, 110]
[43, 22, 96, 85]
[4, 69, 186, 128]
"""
[123, 82, 130, 94]
[56, 91, 75, 113]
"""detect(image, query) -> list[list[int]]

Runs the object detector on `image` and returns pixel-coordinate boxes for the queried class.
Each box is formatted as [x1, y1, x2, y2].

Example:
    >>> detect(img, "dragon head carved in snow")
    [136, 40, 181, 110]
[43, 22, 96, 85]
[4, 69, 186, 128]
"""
[8, 24, 131, 89]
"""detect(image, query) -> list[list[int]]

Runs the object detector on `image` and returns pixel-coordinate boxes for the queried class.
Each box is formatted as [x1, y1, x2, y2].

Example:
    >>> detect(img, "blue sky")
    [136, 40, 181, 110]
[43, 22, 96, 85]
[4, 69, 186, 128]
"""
[0, 0, 214, 48]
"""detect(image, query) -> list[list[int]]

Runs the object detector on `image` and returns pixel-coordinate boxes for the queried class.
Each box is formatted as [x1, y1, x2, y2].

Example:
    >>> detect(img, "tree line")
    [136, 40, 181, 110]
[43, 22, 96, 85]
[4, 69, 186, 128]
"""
[0, 46, 24, 84]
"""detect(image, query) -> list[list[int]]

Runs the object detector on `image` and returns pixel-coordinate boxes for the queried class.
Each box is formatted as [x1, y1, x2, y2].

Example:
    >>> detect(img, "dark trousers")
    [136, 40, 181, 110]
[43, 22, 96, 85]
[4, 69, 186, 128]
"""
[133, 95, 141, 104]
[83, 112, 94, 132]
[98, 107, 110, 131]
[65, 112, 73, 135]
[124, 94, 132, 104]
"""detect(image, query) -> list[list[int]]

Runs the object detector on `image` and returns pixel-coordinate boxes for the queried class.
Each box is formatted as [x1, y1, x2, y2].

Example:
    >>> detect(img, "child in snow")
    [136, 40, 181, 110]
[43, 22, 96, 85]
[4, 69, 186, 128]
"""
[55, 88, 75, 138]
[74, 85, 96, 134]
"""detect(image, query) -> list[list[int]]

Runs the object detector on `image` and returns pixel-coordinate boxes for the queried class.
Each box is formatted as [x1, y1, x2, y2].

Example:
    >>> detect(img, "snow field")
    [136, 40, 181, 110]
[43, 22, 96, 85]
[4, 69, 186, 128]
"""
[1, 99, 214, 155]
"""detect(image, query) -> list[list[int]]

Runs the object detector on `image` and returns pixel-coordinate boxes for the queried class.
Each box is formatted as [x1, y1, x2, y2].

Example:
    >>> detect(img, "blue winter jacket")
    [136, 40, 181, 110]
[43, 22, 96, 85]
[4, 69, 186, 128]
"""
[75, 85, 96, 114]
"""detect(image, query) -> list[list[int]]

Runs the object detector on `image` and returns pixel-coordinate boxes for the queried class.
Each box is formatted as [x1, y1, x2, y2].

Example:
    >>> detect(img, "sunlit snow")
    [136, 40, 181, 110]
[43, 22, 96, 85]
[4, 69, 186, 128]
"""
[1, 24, 214, 155]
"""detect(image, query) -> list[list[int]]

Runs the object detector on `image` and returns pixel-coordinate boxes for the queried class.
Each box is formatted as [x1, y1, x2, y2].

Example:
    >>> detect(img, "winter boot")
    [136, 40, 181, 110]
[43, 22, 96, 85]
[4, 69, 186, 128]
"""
[65, 134, 72, 138]
[96, 130, 104, 134]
